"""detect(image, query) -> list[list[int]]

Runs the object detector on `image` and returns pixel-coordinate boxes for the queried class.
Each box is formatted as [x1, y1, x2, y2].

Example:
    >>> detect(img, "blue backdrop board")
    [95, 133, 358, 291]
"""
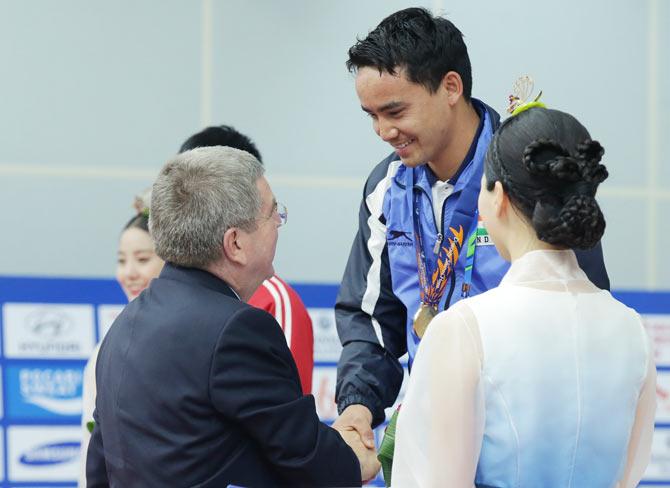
[0, 275, 668, 486]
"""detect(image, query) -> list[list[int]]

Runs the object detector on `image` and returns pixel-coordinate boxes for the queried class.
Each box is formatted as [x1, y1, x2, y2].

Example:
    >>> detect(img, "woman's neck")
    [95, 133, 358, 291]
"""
[508, 236, 561, 262]
[504, 218, 563, 262]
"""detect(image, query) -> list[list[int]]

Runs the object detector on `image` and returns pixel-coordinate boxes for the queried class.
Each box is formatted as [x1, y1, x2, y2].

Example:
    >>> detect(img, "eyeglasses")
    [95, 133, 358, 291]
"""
[259, 201, 287, 227]
[275, 202, 288, 227]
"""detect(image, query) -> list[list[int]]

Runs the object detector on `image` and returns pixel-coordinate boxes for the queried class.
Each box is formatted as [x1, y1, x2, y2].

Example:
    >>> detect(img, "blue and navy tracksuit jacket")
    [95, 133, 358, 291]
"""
[335, 99, 610, 427]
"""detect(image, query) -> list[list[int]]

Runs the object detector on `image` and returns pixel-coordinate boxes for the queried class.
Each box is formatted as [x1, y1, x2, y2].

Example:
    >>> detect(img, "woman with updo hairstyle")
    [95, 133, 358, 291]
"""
[114, 191, 164, 301]
[483, 107, 609, 254]
[78, 190, 164, 487]
[393, 107, 655, 487]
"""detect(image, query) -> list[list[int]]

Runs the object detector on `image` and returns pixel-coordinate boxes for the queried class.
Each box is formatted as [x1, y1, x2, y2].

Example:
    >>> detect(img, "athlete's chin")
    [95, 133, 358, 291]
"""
[399, 156, 425, 168]
[395, 147, 426, 168]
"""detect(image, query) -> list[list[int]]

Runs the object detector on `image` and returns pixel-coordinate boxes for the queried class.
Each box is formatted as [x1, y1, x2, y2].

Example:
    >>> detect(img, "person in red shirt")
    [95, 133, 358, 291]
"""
[179, 125, 314, 394]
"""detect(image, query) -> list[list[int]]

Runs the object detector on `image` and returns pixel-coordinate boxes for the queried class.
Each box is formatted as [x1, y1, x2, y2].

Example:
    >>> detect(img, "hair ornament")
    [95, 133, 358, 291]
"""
[507, 75, 545, 115]
[133, 188, 152, 218]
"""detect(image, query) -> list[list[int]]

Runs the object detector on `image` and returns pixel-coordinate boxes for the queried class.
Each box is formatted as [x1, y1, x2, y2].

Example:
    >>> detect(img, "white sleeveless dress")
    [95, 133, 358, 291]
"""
[392, 250, 655, 488]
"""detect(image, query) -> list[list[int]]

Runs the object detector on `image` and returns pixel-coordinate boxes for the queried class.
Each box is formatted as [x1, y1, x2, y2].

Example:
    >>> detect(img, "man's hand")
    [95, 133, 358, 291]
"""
[332, 404, 375, 449]
[338, 429, 381, 483]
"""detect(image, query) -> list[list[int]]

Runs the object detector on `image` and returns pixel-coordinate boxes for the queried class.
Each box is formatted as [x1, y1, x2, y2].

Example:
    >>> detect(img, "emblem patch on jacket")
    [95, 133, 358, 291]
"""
[476, 220, 494, 246]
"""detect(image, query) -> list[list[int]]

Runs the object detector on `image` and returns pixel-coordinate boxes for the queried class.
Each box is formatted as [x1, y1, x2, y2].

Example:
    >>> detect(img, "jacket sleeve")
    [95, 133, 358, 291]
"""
[574, 240, 610, 290]
[210, 307, 361, 487]
[86, 407, 109, 487]
[335, 157, 407, 428]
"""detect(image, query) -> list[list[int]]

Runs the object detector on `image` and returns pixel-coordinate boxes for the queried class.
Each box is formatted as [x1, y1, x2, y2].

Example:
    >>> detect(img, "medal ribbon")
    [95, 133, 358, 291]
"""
[412, 191, 465, 308]
[461, 210, 480, 298]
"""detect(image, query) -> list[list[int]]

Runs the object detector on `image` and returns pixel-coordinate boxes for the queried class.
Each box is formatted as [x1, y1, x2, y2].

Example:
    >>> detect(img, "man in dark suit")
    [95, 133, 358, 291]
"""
[86, 147, 378, 487]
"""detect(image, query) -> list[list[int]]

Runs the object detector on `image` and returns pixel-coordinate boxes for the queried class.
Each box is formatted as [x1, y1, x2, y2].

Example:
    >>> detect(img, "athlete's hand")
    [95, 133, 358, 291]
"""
[338, 428, 381, 483]
[332, 404, 375, 449]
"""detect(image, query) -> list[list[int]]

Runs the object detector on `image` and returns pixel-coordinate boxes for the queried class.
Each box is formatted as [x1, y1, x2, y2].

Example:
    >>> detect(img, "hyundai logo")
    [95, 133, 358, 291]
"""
[25, 309, 73, 338]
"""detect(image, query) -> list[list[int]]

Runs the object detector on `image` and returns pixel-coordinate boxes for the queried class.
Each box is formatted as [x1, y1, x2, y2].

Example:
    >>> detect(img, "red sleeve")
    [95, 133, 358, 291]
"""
[248, 277, 314, 395]
[286, 286, 314, 395]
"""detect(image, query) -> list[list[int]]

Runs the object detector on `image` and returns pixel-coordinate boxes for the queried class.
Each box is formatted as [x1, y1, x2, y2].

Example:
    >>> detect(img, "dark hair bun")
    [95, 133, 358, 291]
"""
[523, 139, 581, 182]
[519, 137, 607, 248]
[532, 195, 606, 249]
[576, 139, 608, 183]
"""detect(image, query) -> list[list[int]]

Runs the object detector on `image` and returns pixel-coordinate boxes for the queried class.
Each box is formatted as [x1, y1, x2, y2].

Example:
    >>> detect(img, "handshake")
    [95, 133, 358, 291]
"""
[333, 404, 383, 483]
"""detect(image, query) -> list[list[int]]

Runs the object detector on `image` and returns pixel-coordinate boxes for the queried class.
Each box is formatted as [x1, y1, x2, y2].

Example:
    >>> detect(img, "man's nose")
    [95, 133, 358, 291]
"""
[376, 118, 398, 142]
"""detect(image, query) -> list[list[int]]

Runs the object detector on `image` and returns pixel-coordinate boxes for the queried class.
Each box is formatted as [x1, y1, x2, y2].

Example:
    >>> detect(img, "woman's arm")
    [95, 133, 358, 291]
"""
[618, 338, 657, 487]
[392, 302, 485, 487]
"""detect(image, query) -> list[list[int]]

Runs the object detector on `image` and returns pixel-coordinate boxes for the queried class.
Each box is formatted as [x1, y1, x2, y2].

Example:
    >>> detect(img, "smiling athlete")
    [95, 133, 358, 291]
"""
[333, 7, 611, 455]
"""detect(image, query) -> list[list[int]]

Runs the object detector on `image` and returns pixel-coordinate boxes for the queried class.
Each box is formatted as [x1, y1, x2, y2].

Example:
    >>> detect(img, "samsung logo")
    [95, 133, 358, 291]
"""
[20, 441, 80, 465]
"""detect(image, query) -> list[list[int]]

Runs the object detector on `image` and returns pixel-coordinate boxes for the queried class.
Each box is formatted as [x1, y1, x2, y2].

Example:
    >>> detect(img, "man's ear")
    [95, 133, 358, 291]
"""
[222, 227, 247, 266]
[441, 71, 463, 105]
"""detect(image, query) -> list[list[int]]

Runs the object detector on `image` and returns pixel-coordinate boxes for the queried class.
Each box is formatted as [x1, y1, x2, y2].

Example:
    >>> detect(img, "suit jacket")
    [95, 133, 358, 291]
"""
[87, 263, 361, 487]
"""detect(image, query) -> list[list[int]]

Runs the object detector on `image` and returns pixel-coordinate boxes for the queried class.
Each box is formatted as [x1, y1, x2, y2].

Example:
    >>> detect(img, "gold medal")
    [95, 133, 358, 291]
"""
[412, 303, 438, 338]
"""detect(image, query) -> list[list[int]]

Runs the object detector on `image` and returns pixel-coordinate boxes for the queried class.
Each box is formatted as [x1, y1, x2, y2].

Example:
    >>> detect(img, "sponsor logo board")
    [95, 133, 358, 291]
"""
[644, 428, 670, 481]
[7, 426, 80, 481]
[97, 304, 125, 341]
[0, 427, 4, 480]
[656, 370, 670, 425]
[309, 308, 342, 363]
[6, 365, 83, 419]
[644, 314, 670, 366]
[312, 367, 338, 422]
[0, 366, 3, 420]
[3, 303, 95, 359]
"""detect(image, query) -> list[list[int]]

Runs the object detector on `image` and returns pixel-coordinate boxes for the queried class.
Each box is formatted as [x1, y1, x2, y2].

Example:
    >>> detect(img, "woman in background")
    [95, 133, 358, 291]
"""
[392, 107, 656, 487]
[78, 191, 164, 487]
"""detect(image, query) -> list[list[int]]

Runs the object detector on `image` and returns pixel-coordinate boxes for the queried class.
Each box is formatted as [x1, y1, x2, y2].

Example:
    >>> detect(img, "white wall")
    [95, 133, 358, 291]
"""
[0, 0, 667, 289]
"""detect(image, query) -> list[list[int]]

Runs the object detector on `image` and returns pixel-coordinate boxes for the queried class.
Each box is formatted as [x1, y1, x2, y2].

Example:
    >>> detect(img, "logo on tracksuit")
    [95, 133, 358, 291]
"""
[387, 230, 413, 247]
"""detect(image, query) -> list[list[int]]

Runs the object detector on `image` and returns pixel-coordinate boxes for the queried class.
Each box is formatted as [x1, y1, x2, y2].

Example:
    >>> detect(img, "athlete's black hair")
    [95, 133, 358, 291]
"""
[346, 7, 472, 99]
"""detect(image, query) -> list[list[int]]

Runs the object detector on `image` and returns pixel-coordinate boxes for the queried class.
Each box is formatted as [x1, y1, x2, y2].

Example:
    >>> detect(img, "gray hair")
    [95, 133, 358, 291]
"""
[149, 146, 264, 268]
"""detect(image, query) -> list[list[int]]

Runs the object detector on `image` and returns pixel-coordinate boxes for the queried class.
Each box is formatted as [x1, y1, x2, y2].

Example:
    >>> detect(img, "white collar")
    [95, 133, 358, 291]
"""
[501, 249, 589, 285]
